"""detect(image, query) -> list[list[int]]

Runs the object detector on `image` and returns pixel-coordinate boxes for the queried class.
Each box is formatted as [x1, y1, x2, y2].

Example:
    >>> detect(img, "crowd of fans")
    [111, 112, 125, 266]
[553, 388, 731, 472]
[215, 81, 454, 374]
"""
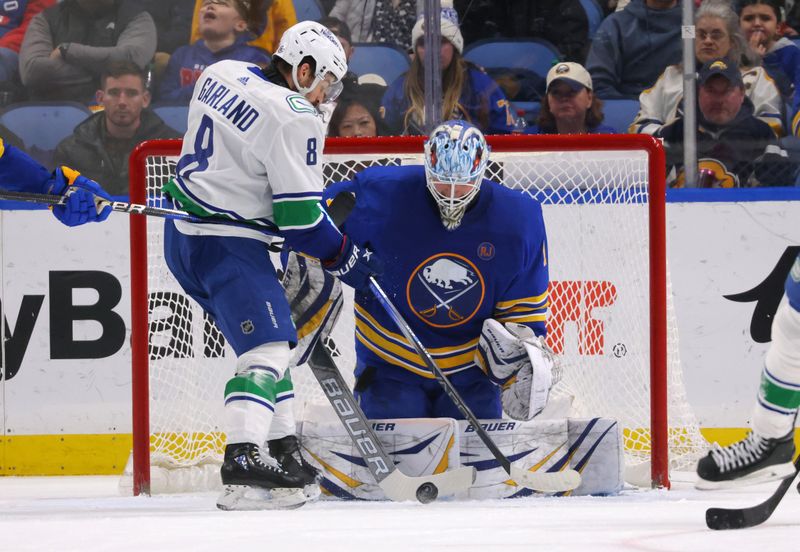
[1, 0, 799, 191]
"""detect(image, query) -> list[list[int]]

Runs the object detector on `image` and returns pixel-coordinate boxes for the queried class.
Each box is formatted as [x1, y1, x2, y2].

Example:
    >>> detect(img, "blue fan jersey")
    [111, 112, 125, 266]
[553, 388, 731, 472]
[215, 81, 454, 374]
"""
[324, 164, 549, 384]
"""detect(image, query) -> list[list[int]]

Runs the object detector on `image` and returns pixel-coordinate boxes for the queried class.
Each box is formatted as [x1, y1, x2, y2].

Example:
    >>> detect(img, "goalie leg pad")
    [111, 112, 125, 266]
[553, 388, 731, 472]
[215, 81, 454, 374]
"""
[282, 251, 344, 367]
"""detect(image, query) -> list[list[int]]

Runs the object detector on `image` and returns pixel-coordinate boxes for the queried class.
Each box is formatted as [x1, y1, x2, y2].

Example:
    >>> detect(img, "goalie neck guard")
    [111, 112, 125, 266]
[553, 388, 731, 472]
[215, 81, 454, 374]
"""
[274, 21, 348, 103]
[424, 120, 489, 231]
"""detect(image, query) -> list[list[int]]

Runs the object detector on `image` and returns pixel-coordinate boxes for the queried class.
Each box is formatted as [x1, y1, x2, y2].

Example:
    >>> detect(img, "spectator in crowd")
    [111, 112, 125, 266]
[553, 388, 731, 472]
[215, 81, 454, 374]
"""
[528, 62, 616, 135]
[660, 58, 795, 187]
[189, 0, 296, 55]
[139, 1, 195, 55]
[138, 1, 196, 86]
[586, 0, 682, 100]
[738, 0, 800, 135]
[455, 0, 590, 64]
[328, 0, 422, 52]
[632, 0, 784, 137]
[0, 0, 55, 84]
[380, 5, 513, 136]
[158, 0, 269, 103]
[53, 61, 180, 195]
[329, 84, 385, 137]
[18, 0, 156, 103]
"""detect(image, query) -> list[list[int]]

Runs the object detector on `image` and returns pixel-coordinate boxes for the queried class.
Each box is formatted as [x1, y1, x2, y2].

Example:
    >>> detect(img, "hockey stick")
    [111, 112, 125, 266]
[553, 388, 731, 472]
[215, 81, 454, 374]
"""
[0, 189, 281, 236]
[306, 338, 476, 502]
[368, 276, 582, 493]
[705, 455, 800, 530]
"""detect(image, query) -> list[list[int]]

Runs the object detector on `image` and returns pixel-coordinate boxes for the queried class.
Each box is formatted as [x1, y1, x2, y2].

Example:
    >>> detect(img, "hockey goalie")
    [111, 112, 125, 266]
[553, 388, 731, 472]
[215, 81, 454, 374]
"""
[287, 121, 625, 500]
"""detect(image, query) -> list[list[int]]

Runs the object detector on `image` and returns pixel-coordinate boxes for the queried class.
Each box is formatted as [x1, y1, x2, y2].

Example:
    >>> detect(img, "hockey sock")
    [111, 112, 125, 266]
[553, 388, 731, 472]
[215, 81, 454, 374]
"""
[268, 371, 296, 441]
[752, 296, 800, 438]
[223, 368, 279, 445]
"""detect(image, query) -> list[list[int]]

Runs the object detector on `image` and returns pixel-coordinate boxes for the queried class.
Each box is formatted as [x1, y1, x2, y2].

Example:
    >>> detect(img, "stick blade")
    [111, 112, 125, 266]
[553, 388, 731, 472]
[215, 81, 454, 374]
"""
[379, 466, 476, 503]
[510, 466, 582, 493]
[705, 468, 798, 530]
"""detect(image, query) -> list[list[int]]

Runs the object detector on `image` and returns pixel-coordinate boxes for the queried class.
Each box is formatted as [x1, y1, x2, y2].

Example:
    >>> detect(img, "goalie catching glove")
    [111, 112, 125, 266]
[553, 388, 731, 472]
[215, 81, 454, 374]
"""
[475, 319, 560, 421]
[46, 166, 112, 226]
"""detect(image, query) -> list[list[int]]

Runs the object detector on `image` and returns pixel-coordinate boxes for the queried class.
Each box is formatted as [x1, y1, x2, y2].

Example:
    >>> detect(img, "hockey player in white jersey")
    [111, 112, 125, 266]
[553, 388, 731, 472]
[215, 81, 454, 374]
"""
[162, 21, 380, 510]
[696, 253, 800, 489]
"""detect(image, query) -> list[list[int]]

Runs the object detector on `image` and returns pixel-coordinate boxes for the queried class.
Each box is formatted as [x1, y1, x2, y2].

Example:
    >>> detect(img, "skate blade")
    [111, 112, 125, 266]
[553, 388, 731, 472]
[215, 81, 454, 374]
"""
[216, 485, 307, 511]
[695, 462, 798, 490]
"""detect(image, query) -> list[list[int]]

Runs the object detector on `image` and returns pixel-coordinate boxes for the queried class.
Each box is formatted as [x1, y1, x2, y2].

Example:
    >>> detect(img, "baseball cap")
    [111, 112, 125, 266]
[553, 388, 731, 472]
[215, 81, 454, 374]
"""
[698, 58, 744, 88]
[546, 62, 593, 92]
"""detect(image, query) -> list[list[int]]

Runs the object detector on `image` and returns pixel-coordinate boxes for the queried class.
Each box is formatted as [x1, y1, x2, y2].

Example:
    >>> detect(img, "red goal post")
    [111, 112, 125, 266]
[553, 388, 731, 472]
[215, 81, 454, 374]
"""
[128, 134, 681, 496]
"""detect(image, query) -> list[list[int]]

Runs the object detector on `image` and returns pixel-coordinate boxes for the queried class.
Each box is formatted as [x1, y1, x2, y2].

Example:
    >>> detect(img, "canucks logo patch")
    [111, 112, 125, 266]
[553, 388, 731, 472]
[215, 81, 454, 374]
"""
[407, 253, 485, 328]
[286, 94, 316, 114]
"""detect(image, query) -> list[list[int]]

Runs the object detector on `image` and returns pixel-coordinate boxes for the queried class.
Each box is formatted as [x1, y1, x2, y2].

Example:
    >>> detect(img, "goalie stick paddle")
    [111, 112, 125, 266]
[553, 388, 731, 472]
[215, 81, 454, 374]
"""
[705, 455, 800, 530]
[368, 276, 582, 494]
[0, 189, 282, 236]
[305, 339, 476, 502]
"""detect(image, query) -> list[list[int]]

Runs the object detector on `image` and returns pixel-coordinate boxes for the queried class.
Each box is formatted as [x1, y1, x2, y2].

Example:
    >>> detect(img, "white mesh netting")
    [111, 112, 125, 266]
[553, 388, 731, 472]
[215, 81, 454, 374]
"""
[130, 141, 707, 492]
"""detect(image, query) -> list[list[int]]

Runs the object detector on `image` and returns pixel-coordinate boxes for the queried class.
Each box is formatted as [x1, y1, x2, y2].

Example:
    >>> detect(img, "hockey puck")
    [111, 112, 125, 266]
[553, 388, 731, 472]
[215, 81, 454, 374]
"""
[416, 482, 438, 504]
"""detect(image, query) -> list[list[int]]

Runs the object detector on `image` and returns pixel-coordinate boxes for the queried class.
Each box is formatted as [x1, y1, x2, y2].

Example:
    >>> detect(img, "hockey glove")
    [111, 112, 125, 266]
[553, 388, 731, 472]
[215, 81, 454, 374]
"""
[323, 234, 382, 292]
[47, 166, 112, 227]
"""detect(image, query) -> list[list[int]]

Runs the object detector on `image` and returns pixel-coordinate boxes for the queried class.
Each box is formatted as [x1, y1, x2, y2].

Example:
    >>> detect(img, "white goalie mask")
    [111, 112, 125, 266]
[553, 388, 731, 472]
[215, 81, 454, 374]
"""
[424, 120, 489, 230]
[274, 21, 348, 103]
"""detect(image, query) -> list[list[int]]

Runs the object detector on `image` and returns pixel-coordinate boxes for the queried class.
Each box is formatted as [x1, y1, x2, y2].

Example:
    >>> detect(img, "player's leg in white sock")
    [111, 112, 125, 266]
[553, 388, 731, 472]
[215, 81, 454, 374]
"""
[218, 341, 309, 510]
[696, 257, 800, 489]
[266, 371, 322, 497]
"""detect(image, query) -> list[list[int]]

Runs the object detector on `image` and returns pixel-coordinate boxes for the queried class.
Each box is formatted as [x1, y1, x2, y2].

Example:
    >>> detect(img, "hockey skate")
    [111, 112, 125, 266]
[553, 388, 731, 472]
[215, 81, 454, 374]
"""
[268, 435, 322, 501]
[696, 431, 797, 490]
[217, 443, 308, 510]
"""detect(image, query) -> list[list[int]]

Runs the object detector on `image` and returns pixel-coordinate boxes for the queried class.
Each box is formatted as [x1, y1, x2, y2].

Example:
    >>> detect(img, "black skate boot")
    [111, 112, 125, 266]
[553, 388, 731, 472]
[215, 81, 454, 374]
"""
[217, 442, 307, 510]
[696, 431, 796, 490]
[269, 435, 322, 501]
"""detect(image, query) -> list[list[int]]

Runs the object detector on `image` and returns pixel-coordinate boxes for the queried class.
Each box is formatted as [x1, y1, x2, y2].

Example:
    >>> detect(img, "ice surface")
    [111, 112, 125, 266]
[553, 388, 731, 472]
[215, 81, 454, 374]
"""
[1, 473, 798, 552]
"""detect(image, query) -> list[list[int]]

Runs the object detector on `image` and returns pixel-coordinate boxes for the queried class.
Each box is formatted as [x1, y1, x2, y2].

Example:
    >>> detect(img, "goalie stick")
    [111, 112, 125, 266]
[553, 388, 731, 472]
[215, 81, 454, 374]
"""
[0, 189, 281, 236]
[325, 191, 581, 494]
[705, 455, 800, 530]
[306, 338, 476, 502]
[369, 277, 582, 493]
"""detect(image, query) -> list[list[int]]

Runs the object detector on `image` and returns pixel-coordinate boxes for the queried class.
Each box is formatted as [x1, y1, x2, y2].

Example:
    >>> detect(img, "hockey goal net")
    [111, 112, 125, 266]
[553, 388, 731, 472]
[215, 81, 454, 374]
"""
[127, 135, 706, 495]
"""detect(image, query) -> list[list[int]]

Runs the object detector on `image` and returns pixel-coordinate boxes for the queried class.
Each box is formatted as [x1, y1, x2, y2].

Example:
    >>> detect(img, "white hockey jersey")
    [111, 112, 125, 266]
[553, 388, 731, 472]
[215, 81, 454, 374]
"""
[166, 60, 337, 252]
[631, 63, 784, 137]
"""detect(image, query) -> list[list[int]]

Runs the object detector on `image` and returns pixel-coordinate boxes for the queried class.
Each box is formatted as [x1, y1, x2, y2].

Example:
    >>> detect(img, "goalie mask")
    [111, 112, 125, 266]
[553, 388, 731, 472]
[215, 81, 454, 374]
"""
[424, 120, 489, 230]
[274, 21, 348, 103]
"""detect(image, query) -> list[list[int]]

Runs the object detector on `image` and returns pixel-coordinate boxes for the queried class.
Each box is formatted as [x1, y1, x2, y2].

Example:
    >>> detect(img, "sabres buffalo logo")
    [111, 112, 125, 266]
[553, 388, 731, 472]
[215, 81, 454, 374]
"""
[407, 253, 485, 328]
[675, 158, 738, 188]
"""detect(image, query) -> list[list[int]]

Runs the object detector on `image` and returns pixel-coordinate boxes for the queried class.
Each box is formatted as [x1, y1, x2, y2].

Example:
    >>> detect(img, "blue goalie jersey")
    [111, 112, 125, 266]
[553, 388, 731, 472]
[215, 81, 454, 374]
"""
[324, 164, 549, 383]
